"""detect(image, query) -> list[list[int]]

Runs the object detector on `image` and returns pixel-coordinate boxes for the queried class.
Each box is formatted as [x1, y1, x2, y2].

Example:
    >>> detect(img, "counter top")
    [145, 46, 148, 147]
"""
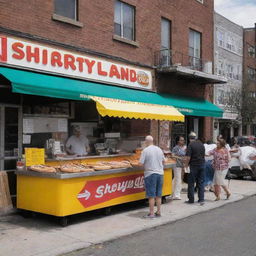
[46, 153, 133, 162]
[16, 163, 175, 179]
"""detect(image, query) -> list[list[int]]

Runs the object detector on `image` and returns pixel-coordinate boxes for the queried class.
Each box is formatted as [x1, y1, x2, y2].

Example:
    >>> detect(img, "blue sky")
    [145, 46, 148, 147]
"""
[215, 0, 256, 28]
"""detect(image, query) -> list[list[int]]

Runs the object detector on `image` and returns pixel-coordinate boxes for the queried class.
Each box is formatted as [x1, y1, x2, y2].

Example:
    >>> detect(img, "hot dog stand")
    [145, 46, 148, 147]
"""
[0, 35, 186, 225]
[16, 154, 175, 226]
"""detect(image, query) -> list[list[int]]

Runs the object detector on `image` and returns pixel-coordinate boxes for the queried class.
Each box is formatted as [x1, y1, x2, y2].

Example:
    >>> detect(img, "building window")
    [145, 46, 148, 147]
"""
[249, 91, 256, 98]
[160, 18, 171, 66]
[248, 45, 255, 58]
[54, 0, 77, 20]
[189, 29, 201, 69]
[189, 29, 201, 58]
[235, 64, 241, 80]
[161, 18, 171, 50]
[196, 0, 204, 3]
[248, 67, 256, 80]
[217, 30, 225, 47]
[226, 64, 234, 79]
[226, 35, 232, 51]
[114, 1, 135, 41]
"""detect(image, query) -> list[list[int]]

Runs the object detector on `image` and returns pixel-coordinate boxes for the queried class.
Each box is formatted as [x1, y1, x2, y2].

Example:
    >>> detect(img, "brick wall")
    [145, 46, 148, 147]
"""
[0, 0, 213, 67]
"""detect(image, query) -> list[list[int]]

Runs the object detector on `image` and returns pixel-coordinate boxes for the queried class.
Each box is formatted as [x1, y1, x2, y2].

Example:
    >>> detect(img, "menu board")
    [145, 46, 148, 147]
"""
[25, 148, 45, 166]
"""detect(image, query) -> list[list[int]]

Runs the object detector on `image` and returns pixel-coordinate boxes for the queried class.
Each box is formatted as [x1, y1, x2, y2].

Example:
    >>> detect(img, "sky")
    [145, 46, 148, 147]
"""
[214, 0, 256, 28]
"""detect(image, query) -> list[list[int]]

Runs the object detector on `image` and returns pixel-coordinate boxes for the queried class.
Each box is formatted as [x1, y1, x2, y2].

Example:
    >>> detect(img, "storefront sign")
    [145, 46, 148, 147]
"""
[222, 112, 238, 120]
[25, 148, 45, 166]
[77, 174, 145, 208]
[0, 36, 152, 90]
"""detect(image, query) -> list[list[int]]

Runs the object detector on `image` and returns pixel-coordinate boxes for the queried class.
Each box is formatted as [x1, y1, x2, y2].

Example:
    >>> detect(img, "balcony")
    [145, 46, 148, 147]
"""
[155, 49, 227, 84]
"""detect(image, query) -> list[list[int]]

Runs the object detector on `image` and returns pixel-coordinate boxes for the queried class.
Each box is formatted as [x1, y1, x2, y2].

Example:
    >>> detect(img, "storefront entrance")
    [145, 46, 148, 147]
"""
[0, 105, 22, 199]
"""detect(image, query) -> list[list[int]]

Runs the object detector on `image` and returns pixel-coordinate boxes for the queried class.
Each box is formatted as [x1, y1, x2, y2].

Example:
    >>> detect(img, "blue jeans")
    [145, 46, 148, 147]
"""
[144, 174, 163, 198]
[204, 160, 214, 186]
[188, 164, 205, 203]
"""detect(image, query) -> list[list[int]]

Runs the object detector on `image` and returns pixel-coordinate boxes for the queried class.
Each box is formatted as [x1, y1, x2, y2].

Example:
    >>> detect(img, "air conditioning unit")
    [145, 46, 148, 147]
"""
[203, 62, 213, 74]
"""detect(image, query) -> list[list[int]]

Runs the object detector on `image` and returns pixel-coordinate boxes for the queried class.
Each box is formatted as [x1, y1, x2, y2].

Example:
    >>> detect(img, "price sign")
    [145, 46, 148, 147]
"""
[25, 148, 45, 166]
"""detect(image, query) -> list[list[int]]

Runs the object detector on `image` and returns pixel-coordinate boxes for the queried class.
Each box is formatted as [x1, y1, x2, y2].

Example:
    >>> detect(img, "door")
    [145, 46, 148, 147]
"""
[0, 105, 22, 199]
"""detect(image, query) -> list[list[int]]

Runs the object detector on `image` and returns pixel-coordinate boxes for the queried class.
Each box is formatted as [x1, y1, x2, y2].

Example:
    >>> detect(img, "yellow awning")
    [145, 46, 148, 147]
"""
[91, 96, 184, 122]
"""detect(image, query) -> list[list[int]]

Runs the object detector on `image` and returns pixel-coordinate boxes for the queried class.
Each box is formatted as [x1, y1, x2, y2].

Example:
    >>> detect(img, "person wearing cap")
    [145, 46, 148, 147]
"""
[66, 126, 90, 156]
[185, 132, 205, 205]
[139, 135, 166, 218]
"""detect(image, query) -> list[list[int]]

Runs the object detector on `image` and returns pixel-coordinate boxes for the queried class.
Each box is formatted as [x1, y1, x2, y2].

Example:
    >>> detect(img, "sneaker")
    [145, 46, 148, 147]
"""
[172, 196, 182, 200]
[198, 201, 205, 206]
[143, 214, 156, 219]
[184, 200, 194, 204]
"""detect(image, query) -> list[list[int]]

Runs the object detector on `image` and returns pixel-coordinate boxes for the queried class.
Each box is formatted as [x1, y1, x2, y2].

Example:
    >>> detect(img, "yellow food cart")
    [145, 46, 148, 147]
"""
[16, 155, 174, 226]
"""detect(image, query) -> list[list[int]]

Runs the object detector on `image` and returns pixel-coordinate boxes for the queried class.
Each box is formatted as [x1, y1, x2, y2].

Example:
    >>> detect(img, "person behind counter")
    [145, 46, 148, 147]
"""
[66, 126, 90, 156]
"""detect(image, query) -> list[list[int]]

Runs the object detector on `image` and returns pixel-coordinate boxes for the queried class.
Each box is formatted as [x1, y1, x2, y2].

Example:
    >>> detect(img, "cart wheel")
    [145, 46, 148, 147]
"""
[162, 196, 167, 204]
[104, 207, 112, 216]
[59, 217, 68, 227]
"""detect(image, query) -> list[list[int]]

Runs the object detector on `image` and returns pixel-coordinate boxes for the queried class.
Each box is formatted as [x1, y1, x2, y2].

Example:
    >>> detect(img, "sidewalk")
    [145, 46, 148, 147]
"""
[0, 179, 255, 256]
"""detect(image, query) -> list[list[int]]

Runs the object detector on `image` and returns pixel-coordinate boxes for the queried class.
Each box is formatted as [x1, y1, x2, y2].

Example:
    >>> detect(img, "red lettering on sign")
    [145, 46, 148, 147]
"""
[76, 57, 84, 72]
[130, 69, 137, 82]
[97, 62, 108, 76]
[120, 67, 129, 81]
[64, 54, 76, 70]
[84, 58, 95, 74]
[51, 51, 63, 67]
[0, 37, 7, 62]
[42, 49, 48, 65]
[77, 174, 145, 208]
[12, 42, 25, 60]
[109, 64, 121, 79]
[26, 46, 40, 63]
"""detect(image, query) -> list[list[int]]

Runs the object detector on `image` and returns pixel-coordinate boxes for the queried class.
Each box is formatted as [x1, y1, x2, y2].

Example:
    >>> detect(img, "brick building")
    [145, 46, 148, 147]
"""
[0, 0, 225, 199]
[243, 25, 256, 135]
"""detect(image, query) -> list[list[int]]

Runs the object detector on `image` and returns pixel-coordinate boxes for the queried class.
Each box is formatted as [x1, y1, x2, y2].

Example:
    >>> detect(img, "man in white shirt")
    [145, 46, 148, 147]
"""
[140, 135, 166, 218]
[66, 126, 90, 156]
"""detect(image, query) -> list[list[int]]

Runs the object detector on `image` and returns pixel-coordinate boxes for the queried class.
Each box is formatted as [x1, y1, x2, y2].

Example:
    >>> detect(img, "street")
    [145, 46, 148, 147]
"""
[63, 196, 256, 256]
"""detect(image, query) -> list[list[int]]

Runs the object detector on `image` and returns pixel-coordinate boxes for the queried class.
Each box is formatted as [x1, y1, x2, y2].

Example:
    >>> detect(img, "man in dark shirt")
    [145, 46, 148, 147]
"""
[185, 132, 205, 205]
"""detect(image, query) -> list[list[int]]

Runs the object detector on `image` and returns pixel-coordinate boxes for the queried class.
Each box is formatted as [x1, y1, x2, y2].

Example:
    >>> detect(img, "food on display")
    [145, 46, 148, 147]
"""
[30, 165, 57, 173]
[27, 152, 172, 173]
[91, 162, 112, 171]
[92, 165, 112, 171]
[129, 160, 140, 166]
[103, 161, 132, 169]
[60, 164, 94, 173]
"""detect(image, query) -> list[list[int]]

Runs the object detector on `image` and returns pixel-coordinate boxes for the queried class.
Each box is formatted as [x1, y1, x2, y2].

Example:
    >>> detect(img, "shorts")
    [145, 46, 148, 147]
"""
[144, 173, 163, 198]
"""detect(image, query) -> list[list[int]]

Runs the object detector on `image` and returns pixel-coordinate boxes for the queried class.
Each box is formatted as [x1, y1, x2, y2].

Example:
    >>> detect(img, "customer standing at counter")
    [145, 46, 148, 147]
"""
[140, 135, 166, 219]
[66, 126, 90, 156]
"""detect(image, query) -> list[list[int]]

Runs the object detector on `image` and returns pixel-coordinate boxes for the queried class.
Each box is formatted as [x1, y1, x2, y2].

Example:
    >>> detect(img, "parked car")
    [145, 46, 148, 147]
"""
[228, 145, 256, 181]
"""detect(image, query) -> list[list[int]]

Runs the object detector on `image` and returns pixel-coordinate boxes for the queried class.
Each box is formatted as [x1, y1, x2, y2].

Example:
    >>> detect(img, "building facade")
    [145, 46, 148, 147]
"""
[0, 0, 224, 200]
[243, 25, 256, 136]
[213, 13, 243, 143]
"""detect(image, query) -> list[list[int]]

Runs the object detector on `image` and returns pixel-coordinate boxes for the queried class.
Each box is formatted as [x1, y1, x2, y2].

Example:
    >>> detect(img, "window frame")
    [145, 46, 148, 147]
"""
[114, 1, 135, 42]
[189, 29, 202, 59]
[161, 18, 171, 50]
[248, 44, 256, 58]
[248, 67, 256, 80]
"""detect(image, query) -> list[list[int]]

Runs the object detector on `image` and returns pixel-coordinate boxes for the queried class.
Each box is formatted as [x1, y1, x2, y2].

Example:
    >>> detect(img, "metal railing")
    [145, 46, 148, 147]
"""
[155, 49, 205, 72]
